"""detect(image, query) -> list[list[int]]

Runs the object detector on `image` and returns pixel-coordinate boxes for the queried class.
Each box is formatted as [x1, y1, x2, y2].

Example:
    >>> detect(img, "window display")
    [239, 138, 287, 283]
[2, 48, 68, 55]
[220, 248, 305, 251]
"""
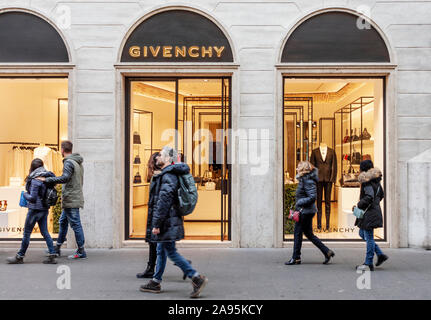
[127, 78, 231, 241]
[0, 78, 68, 239]
[283, 78, 384, 240]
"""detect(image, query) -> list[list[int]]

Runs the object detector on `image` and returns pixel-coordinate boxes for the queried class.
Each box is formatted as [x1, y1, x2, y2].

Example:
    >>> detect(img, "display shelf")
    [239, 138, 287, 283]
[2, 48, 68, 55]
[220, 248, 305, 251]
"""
[334, 97, 375, 187]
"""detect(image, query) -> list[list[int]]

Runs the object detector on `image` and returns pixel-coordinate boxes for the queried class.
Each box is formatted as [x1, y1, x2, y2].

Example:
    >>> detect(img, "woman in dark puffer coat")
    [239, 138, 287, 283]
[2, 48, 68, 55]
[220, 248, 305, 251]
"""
[354, 160, 388, 271]
[6, 158, 57, 264]
[137, 152, 191, 280]
[286, 161, 335, 265]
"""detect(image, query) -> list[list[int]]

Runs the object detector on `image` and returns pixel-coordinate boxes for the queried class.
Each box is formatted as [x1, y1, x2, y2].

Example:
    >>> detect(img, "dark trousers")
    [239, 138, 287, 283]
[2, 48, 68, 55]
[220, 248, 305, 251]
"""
[18, 209, 55, 256]
[148, 242, 157, 267]
[292, 213, 329, 260]
[317, 182, 332, 229]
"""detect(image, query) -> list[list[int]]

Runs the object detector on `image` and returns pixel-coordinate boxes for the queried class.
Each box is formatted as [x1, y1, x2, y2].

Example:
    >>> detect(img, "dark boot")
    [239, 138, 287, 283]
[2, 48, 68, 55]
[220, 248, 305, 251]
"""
[285, 258, 301, 265]
[7, 254, 24, 264]
[376, 254, 388, 267]
[323, 250, 335, 265]
[136, 263, 155, 279]
[43, 254, 58, 264]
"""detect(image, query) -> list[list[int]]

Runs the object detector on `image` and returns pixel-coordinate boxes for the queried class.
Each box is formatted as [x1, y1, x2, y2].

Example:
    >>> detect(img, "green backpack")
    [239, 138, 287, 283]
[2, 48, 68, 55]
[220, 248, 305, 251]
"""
[177, 173, 198, 216]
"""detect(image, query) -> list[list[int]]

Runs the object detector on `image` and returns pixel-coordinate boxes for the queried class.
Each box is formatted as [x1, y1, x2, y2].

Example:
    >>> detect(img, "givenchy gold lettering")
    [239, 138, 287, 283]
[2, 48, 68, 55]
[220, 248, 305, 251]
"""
[175, 46, 186, 58]
[213, 46, 225, 58]
[149, 46, 160, 57]
[188, 46, 199, 58]
[163, 46, 173, 58]
[201, 46, 213, 58]
[129, 46, 141, 58]
[128, 45, 225, 59]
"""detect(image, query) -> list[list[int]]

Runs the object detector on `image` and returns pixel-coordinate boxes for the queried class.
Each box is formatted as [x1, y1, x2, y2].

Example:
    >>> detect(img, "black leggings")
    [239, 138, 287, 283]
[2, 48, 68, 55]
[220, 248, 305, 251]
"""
[148, 242, 157, 267]
[292, 213, 329, 260]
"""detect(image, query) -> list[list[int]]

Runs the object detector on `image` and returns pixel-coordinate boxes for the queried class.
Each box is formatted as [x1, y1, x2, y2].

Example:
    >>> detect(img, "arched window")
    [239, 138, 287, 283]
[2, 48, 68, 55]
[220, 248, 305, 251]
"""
[121, 9, 233, 62]
[0, 11, 69, 62]
[281, 12, 390, 63]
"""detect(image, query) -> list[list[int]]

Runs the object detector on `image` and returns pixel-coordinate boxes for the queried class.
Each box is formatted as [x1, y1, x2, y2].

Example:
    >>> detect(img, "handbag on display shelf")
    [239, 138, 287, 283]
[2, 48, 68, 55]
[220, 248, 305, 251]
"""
[343, 129, 350, 143]
[288, 208, 301, 222]
[133, 155, 141, 164]
[360, 128, 372, 140]
[362, 154, 372, 161]
[351, 128, 360, 141]
[133, 172, 142, 184]
[205, 181, 216, 191]
[342, 168, 360, 188]
[351, 148, 361, 164]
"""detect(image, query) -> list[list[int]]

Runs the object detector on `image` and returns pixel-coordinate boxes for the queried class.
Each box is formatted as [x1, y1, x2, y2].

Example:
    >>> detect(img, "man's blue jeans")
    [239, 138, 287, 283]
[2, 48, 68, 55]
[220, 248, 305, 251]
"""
[18, 209, 54, 256]
[153, 241, 197, 283]
[359, 228, 384, 265]
[57, 208, 85, 248]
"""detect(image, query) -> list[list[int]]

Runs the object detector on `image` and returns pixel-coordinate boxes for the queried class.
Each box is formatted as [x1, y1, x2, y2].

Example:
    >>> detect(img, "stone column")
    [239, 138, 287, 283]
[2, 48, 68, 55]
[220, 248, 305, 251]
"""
[407, 148, 431, 249]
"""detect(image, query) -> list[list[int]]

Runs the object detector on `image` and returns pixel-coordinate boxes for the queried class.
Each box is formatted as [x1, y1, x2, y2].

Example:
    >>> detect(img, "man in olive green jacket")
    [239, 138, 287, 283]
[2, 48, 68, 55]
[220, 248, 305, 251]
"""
[38, 140, 86, 259]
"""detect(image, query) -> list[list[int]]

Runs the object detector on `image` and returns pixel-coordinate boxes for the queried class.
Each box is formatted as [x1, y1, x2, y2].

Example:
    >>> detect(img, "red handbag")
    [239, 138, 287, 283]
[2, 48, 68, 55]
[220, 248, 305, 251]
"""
[288, 209, 301, 222]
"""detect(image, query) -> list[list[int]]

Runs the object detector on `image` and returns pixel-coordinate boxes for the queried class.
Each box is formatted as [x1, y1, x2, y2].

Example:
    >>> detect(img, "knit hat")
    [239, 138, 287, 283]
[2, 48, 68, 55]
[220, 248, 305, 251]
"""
[360, 159, 374, 172]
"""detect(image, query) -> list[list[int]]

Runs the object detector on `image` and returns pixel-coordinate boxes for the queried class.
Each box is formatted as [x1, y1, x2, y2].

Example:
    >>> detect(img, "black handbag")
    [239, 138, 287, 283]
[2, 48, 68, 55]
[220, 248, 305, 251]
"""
[133, 172, 142, 184]
[352, 128, 360, 141]
[352, 152, 361, 164]
[360, 128, 371, 140]
[133, 155, 141, 164]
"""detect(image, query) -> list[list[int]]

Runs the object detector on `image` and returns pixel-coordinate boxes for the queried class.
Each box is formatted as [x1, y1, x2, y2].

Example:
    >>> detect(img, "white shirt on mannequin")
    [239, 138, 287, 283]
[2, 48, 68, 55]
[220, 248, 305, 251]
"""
[319, 144, 328, 162]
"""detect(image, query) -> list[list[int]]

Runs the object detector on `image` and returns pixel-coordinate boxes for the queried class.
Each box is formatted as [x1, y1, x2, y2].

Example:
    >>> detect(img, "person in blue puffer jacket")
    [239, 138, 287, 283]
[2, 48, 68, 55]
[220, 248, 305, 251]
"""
[285, 161, 335, 266]
[6, 158, 57, 265]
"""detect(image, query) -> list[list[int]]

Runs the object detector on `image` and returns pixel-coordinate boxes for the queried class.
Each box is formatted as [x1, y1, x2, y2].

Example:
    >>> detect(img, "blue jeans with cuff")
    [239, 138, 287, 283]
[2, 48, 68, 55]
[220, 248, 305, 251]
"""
[153, 241, 198, 283]
[18, 209, 54, 256]
[56, 208, 85, 248]
[359, 228, 384, 265]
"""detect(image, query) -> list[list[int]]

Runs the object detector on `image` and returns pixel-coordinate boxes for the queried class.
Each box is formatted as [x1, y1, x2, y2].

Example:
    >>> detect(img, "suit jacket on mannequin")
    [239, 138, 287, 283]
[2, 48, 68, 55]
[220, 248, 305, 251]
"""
[310, 147, 337, 182]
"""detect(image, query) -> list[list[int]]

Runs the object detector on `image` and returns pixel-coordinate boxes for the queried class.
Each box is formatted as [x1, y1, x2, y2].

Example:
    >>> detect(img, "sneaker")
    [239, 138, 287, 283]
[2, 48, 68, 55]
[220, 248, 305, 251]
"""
[190, 275, 208, 298]
[140, 280, 161, 293]
[68, 250, 87, 260]
[376, 254, 388, 267]
[6, 254, 24, 264]
[43, 254, 58, 264]
[356, 264, 374, 271]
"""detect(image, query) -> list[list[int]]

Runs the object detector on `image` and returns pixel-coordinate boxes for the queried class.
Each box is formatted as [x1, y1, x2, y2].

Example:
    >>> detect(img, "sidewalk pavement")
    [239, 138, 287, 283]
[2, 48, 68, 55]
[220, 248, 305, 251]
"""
[0, 247, 430, 300]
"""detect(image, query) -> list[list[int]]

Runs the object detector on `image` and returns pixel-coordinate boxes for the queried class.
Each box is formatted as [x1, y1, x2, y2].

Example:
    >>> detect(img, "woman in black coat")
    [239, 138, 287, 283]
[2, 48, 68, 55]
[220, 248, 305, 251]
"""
[136, 152, 190, 279]
[354, 160, 388, 271]
[286, 161, 335, 265]
[6, 158, 57, 264]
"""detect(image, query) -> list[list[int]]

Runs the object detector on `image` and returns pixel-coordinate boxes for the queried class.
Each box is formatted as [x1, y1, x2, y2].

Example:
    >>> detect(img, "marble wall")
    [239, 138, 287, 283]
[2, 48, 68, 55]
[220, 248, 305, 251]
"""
[0, 0, 430, 248]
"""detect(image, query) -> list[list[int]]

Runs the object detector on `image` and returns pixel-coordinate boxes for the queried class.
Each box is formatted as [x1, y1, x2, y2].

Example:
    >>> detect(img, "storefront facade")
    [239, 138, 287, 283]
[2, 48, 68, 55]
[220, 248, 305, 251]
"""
[0, 1, 430, 249]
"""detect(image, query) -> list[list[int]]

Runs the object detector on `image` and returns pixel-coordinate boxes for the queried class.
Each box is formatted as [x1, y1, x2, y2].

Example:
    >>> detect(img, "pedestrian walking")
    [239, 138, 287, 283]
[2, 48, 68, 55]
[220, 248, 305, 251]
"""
[140, 146, 207, 298]
[354, 160, 388, 271]
[286, 161, 335, 265]
[136, 152, 192, 280]
[6, 159, 57, 264]
[37, 140, 87, 260]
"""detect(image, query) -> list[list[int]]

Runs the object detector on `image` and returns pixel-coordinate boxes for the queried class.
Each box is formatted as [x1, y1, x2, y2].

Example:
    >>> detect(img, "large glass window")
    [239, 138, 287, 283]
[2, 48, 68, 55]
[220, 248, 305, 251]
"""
[0, 78, 68, 240]
[283, 78, 385, 241]
[127, 77, 231, 240]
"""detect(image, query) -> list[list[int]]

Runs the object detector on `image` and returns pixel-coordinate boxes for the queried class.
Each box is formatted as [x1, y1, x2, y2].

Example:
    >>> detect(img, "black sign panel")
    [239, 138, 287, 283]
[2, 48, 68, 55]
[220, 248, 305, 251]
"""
[0, 12, 69, 63]
[281, 12, 390, 63]
[121, 10, 233, 62]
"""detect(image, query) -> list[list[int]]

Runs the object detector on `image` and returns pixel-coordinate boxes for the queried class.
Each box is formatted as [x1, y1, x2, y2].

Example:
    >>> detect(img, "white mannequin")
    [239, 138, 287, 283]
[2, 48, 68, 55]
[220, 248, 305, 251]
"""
[34, 143, 53, 171]
[319, 142, 328, 162]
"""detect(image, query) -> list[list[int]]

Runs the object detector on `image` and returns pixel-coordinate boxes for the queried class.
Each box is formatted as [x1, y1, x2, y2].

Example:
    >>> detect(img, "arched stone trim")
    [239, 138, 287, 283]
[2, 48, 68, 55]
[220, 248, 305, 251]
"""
[118, 5, 236, 63]
[278, 8, 395, 64]
[0, 8, 72, 63]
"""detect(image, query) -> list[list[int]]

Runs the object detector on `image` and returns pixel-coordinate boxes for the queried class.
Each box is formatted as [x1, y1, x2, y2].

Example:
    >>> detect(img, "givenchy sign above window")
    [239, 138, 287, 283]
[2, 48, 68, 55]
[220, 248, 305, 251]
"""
[128, 46, 226, 59]
[121, 10, 233, 63]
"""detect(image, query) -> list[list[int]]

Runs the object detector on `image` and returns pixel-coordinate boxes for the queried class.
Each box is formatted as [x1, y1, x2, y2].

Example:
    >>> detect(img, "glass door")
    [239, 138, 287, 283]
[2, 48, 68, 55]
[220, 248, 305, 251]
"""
[126, 77, 231, 241]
